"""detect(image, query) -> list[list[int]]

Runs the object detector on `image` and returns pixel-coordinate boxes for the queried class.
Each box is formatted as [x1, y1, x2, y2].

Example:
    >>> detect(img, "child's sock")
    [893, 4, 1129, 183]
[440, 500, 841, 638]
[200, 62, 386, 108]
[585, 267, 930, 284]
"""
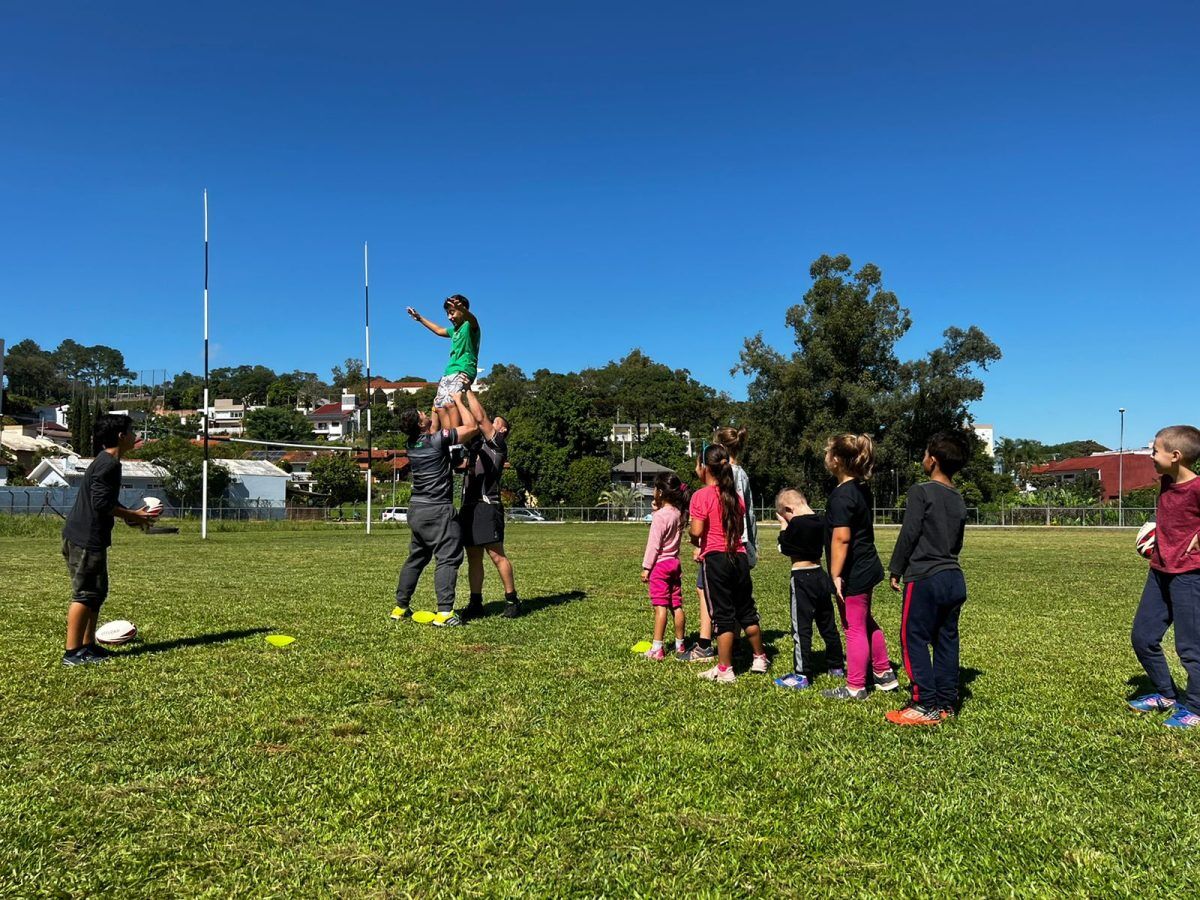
[698, 637, 712, 650]
[651, 640, 664, 652]
[504, 591, 518, 604]
[717, 663, 731, 673]
[675, 639, 685, 652]
[469, 592, 483, 605]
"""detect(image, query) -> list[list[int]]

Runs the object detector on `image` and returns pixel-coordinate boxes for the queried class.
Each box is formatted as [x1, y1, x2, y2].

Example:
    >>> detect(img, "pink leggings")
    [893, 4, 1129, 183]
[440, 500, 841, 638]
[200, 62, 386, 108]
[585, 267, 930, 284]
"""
[837, 591, 891, 691]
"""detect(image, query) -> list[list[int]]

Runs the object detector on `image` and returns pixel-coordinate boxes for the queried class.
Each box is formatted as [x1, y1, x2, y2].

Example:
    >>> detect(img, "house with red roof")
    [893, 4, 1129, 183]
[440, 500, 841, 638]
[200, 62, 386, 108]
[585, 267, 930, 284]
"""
[1029, 450, 1158, 500]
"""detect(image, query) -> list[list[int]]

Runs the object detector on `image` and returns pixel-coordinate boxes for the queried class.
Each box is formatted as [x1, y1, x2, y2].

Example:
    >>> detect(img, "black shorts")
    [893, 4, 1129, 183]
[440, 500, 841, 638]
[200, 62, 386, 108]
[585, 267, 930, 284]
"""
[460, 502, 505, 548]
[700, 552, 759, 635]
[62, 539, 109, 609]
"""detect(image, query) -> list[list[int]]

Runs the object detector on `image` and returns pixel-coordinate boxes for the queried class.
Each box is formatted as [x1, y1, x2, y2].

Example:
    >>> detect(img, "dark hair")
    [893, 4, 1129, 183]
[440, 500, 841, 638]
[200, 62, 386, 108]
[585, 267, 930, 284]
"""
[654, 471, 689, 519]
[398, 408, 424, 443]
[443, 294, 470, 311]
[927, 431, 970, 477]
[703, 444, 742, 556]
[714, 425, 748, 459]
[94, 413, 133, 452]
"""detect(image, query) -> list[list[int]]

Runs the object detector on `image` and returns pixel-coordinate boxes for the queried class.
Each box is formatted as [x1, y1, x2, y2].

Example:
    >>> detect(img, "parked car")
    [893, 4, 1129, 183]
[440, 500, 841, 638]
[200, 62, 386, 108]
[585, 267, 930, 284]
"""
[506, 507, 547, 523]
[381, 507, 408, 523]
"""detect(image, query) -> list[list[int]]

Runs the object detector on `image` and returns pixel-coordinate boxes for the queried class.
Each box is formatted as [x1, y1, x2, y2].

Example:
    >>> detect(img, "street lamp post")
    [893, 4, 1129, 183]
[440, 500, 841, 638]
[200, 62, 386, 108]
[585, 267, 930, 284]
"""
[1118, 407, 1126, 528]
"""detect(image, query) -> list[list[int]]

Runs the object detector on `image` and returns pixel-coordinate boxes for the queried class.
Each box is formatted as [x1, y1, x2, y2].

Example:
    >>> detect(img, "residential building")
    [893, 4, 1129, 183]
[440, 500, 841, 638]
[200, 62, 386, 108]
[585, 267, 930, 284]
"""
[973, 423, 994, 457]
[202, 398, 266, 436]
[307, 394, 361, 441]
[610, 422, 694, 457]
[1029, 449, 1158, 500]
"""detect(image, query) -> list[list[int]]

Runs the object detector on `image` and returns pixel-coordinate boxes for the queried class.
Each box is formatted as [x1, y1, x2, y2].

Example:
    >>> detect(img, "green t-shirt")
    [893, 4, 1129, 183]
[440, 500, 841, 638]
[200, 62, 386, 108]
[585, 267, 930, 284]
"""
[444, 320, 481, 378]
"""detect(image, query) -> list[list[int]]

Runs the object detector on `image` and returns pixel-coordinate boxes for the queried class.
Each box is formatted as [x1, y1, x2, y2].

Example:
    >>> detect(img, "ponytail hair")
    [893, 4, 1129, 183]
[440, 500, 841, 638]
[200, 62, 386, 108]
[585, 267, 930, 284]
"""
[825, 433, 875, 480]
[714, 425, 748, 460]
[653, 471, 689, 520]
[703, 444, 743, 556]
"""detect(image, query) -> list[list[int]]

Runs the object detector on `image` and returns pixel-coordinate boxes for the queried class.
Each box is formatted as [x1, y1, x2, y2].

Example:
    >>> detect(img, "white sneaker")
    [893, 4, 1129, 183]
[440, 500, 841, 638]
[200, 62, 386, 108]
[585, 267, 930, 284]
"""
[698, 665, 736, 684]
[750, 653, 770, 674]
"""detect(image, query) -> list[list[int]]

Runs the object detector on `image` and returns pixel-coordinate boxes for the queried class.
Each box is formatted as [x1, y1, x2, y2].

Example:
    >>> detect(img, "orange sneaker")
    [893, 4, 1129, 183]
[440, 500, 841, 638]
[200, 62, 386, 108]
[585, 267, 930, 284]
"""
[885, 703, 941, 727]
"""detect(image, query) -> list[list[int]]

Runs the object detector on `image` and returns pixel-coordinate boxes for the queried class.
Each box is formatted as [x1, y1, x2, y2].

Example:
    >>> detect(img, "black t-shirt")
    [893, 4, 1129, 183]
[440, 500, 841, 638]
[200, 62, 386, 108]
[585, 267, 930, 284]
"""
[825, 480, 885, 594]
[888, 481, 967, 581]
[407, 427, 458, 504]
[62, 452, 124, 550]
[463, 432, 507, 505]
[779, 513, 824, 562]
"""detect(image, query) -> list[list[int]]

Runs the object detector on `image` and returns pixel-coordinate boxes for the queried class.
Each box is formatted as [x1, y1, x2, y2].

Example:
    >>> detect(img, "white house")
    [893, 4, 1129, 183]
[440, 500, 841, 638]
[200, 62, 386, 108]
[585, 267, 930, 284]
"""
[29, 456, 288, 514]
[973, 423, 995, 457]
[610, 422, 694, 457]
[201, 398, 267, 436]
[307, 394, 360, 441]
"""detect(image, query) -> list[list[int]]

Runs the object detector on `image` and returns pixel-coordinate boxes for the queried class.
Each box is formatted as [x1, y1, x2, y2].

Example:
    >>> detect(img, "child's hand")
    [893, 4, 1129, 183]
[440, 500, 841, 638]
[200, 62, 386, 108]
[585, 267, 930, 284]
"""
[832, 576, 844, 600]
[1188, 532, 1199, 555]
[640, 569, 650, 583]
[406, 307, 422, 321]
[692, 548, 702, 562]
[889, 575, 902, 593]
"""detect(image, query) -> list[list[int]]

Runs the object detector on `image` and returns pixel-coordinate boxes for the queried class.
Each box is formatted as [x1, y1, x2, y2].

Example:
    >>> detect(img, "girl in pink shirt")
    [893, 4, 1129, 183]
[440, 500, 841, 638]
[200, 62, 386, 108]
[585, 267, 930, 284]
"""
[641, 473, 688, 660]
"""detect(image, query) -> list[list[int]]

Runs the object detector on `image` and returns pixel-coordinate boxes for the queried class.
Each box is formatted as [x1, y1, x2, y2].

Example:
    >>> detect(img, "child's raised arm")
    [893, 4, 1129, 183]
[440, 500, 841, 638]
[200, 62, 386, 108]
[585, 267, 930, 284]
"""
[407, 307, 449, 338]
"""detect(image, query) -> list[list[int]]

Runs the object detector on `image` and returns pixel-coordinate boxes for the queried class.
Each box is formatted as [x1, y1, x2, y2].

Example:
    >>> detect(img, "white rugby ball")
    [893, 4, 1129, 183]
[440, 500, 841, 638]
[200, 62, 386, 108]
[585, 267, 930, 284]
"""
[142, 497, 163, 514]
[95, 619, 137, 645]
[1135, 521, 1156, 559]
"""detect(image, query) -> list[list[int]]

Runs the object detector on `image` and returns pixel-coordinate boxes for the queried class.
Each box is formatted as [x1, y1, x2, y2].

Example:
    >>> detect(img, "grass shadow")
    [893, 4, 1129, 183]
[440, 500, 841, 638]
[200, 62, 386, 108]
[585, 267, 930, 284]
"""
[957, 666, 984, 710]
[1125, 674, 1157, 699]
[118, 627, 272, 657]
[479, 590, 587, 619]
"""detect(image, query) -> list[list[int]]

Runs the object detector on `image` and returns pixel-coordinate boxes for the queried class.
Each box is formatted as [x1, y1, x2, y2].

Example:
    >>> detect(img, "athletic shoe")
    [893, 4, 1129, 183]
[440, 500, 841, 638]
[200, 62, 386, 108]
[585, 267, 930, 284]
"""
[431, 612, 464, 627]
[826, 667, 846, 679]
[1163, 707, 1200, 729]
[750, 654, 770, 674]
[822, 685, 867, 701]
[872, 669, 900, 692]
[886, 702, 941, 727]
[83, 643, 111, 659]
[61, 650, 105, 668]
[940, 707, 957, 721]
[644, 647, 666, 661]
[673, 645, 689, 660]
[502, 600, 522, 619]
[464, 598, 484, 620]
[698, 665, 736, 684]
[679, 645, 716, 663]
[389, 606, 412, 621]
[774, 673, 811, 691]
[1128, 693, 1177, 713]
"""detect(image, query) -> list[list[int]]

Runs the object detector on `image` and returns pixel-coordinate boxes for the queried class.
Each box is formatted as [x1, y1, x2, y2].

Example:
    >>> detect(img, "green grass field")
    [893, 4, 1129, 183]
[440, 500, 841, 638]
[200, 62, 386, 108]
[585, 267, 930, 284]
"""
[2, 521, 1197, 897]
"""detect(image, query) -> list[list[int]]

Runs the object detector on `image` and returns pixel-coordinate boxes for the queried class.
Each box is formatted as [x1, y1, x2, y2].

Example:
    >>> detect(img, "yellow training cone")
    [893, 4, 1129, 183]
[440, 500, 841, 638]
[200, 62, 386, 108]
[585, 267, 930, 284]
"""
[266, 635, 296, 648]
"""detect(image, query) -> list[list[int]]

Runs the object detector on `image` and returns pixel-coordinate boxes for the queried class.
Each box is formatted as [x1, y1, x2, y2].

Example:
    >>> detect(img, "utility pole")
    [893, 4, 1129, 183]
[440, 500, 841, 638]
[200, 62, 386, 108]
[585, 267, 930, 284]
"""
[1118, 407, 1126, 528]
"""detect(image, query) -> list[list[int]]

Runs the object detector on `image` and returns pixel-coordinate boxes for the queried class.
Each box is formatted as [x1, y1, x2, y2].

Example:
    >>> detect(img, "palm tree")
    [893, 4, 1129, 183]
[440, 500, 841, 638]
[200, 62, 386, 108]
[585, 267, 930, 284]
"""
[597, 484, 639, 520]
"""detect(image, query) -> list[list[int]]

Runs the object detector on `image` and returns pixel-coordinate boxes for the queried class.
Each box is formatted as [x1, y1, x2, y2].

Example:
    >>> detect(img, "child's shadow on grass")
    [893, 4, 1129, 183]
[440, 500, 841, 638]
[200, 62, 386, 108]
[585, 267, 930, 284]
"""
[958, 667, 983, 710]
[1125, 674, 1156, 699]
[480, 590, 586, 619]
[119, 627, 271, 657]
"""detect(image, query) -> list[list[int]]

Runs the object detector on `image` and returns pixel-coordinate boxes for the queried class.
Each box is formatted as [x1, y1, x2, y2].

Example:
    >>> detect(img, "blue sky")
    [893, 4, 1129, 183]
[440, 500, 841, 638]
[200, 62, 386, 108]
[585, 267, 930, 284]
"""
[2, 2, 1196, 448]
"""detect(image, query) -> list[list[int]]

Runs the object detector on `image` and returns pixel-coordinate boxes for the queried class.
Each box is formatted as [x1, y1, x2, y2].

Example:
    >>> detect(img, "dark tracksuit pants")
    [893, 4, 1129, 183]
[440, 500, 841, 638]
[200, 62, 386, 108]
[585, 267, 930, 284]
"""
[395, 501, 463, 612]
[1132, 570, 1200, 713]
[901, 568, 967, 710]
[789, 567, 844, 676]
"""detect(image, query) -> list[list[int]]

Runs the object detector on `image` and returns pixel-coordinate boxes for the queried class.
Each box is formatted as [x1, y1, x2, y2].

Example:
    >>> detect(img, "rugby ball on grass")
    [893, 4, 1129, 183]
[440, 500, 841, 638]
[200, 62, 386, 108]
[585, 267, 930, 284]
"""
[1135, 521, 1156, 559]
[95, 620, 137, 645]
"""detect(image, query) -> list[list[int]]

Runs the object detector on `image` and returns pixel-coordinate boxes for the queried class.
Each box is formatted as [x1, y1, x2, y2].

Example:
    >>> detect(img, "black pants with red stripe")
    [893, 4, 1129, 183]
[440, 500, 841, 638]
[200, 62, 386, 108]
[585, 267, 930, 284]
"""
[901, 569, 967, 710]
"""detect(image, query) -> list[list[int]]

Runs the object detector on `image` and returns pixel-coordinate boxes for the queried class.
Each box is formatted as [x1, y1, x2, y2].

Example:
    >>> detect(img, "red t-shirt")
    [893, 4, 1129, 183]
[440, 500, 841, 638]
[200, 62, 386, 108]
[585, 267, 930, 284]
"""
[689, 484, 746, 559]
[1151, 475, 1200, 574]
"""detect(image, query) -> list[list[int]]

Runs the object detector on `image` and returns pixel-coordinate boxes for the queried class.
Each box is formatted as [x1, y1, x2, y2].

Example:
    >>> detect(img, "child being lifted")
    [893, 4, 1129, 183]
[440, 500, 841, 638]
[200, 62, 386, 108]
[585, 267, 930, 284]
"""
[407, 294, 482, 432]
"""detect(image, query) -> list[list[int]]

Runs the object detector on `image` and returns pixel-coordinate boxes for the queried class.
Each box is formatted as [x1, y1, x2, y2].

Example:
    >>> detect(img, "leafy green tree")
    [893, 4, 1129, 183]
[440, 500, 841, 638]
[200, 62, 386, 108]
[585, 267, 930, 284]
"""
[309, 453, 366, 505]
[136, 438, 233, 508]
[244, 407, 313, 443]
[164, 372, 205, 410]
[3, 340, 61, 400]
[478, 364, 530, 418]
[330, 358, 364, 391]
[736, 254, 1001, 498]
[565, 456, 613, 507]
[210, 365, 277, 405]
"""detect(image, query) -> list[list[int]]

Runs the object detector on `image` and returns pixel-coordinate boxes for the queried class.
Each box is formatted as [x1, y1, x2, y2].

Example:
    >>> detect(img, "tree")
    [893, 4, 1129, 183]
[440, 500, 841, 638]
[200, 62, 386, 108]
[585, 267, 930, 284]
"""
[478, 364, 530, 418]
[736, 254, 1001, 497]
[267, 371, 328, 409]
[565, 456, 613, 508]
[598, 484, 639, 519]
[139, 439, 233, 509]
[244, 407, 313, 443]
[210, 365, 276, 405]
[309, 453, 366, 505]
[164, 372, 204, 410]
[3, 340, 60, 400]
[330, 359, 365, 391]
